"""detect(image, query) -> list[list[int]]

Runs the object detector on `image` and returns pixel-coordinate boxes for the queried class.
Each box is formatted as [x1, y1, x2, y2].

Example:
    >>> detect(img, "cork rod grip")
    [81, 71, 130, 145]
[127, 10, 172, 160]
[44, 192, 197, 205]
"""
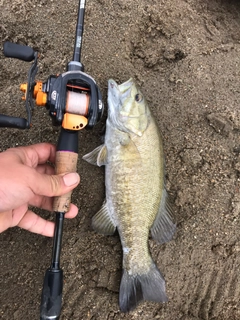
[53, 151, 78, 212]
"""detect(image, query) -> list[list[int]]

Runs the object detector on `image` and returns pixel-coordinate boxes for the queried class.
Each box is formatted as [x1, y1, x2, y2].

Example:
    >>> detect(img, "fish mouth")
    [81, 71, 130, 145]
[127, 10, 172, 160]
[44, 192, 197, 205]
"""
[118, 78, 134, 93]
[108, 78, 133, 95]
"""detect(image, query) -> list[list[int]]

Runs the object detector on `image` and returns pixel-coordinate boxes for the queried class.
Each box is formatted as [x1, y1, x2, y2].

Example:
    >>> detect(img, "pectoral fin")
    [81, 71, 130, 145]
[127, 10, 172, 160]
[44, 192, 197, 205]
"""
[92, 201, 116, 235]
[82, 144, 107, 167]
[151, 188, 176, 244]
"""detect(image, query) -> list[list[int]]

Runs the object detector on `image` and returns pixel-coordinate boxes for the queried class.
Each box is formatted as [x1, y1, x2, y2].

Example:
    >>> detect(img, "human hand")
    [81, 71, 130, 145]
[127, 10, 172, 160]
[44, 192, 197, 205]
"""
[0, 143, 80, 237]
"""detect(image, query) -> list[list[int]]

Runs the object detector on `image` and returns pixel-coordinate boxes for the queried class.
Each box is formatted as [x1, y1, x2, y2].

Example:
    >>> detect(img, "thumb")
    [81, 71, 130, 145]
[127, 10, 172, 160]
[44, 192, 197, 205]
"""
[32, 172, 80, 197]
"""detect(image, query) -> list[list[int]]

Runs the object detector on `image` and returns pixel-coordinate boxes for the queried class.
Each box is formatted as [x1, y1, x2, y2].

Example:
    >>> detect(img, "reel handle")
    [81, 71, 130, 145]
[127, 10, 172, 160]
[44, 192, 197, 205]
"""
[0, 114, 29, 129]
[3, 41, 35, 62]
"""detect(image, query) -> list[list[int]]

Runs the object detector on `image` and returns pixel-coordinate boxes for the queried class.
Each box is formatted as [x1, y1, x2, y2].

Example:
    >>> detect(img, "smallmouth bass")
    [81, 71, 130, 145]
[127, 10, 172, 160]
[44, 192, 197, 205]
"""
[83, 78, 176, 312]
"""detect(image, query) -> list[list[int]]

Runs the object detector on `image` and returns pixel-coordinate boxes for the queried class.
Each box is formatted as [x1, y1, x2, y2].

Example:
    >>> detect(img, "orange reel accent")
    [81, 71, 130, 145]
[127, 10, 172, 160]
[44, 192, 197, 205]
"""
[62, 113, 88, 130]
[20, 83, 27, 100]
[33, 81, 43, 98]
[36, 91, 47, 106]
[20, 81, 45, 105]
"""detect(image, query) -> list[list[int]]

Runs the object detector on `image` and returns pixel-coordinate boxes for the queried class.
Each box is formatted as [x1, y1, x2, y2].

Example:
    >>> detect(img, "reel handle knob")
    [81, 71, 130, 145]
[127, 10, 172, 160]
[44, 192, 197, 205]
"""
[0, 114, 29, 129]
[3, 41, 35, 62]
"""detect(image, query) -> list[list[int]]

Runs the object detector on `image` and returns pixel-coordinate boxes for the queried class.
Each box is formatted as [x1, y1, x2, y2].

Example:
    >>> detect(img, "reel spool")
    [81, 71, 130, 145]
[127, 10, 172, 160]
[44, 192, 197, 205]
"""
[66, 91, 89, 116]
[63, 89, 90, 131]
[63, 90, 89, 130]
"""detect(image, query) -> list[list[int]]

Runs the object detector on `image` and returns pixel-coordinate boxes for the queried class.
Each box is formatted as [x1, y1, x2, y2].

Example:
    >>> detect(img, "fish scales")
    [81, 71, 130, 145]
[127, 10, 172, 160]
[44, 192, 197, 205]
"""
[83, 78, 176, 313]
[105, 117, 164, 274]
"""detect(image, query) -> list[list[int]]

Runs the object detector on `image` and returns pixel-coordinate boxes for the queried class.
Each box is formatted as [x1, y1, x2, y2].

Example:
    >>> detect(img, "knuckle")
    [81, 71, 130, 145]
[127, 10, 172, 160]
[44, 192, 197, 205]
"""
[50, 175, 61, 195]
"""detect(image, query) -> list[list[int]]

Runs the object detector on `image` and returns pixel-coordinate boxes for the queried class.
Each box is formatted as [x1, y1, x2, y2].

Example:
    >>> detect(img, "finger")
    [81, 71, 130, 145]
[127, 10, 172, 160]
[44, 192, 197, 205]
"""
[36, 163, 55, 175]
[0, 211, 12, 233]
[64, 204, 78, 218]
[18, 205, 78, 236]
[29, 194, 78, 216]
[29, 171, 80, 197]
[17, 209, 55, 237]
[29, 195, 54, 211]
[25, 143, 57, 166]
[10, 143, 57, 167]
[0, 205, 29, 232]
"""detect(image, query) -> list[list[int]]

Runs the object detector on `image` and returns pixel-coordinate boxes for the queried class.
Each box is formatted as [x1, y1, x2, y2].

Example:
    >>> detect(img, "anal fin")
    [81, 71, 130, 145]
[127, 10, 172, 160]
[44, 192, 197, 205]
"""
[151, 188, 176, 244]
[92, 201, 116, 235]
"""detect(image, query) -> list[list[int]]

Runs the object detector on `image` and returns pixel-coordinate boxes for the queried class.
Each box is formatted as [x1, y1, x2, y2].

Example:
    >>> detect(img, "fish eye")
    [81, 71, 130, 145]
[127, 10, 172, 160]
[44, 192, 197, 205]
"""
[110, 82, 114, 88]
[135, 93, 143, 102]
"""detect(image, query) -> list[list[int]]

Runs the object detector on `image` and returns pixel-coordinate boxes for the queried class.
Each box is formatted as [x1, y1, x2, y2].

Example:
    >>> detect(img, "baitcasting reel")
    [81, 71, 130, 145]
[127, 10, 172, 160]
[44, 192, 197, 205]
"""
[1, 41, 103, 131]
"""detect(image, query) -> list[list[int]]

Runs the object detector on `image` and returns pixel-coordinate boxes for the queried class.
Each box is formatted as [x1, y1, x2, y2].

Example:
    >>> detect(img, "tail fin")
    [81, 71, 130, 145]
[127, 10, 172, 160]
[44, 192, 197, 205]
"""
[119, 263, 168, 313]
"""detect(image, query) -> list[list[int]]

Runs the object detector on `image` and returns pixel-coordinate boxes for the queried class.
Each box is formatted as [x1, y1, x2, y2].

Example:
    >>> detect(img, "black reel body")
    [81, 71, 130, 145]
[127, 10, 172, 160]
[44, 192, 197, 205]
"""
[1, 42, 103, 130]
[43, 71, 103, 128]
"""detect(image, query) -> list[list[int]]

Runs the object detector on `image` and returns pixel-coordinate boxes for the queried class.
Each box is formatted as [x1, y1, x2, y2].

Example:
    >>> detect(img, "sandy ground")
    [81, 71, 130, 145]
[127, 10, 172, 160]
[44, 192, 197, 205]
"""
[0, 0, 240, 319]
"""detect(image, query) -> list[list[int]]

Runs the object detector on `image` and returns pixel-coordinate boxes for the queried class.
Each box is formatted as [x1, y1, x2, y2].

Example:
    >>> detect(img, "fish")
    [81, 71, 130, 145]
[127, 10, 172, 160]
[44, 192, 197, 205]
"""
[83, 78, 176, 312]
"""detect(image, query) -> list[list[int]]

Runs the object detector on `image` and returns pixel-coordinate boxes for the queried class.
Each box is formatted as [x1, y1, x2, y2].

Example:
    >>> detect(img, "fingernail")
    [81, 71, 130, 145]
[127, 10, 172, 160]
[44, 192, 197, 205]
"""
[63, 173, 80, 186]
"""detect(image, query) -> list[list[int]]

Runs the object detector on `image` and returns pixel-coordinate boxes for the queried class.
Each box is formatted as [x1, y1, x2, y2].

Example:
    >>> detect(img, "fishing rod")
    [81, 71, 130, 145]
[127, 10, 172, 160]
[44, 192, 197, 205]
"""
[2, 0, 103, 319]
